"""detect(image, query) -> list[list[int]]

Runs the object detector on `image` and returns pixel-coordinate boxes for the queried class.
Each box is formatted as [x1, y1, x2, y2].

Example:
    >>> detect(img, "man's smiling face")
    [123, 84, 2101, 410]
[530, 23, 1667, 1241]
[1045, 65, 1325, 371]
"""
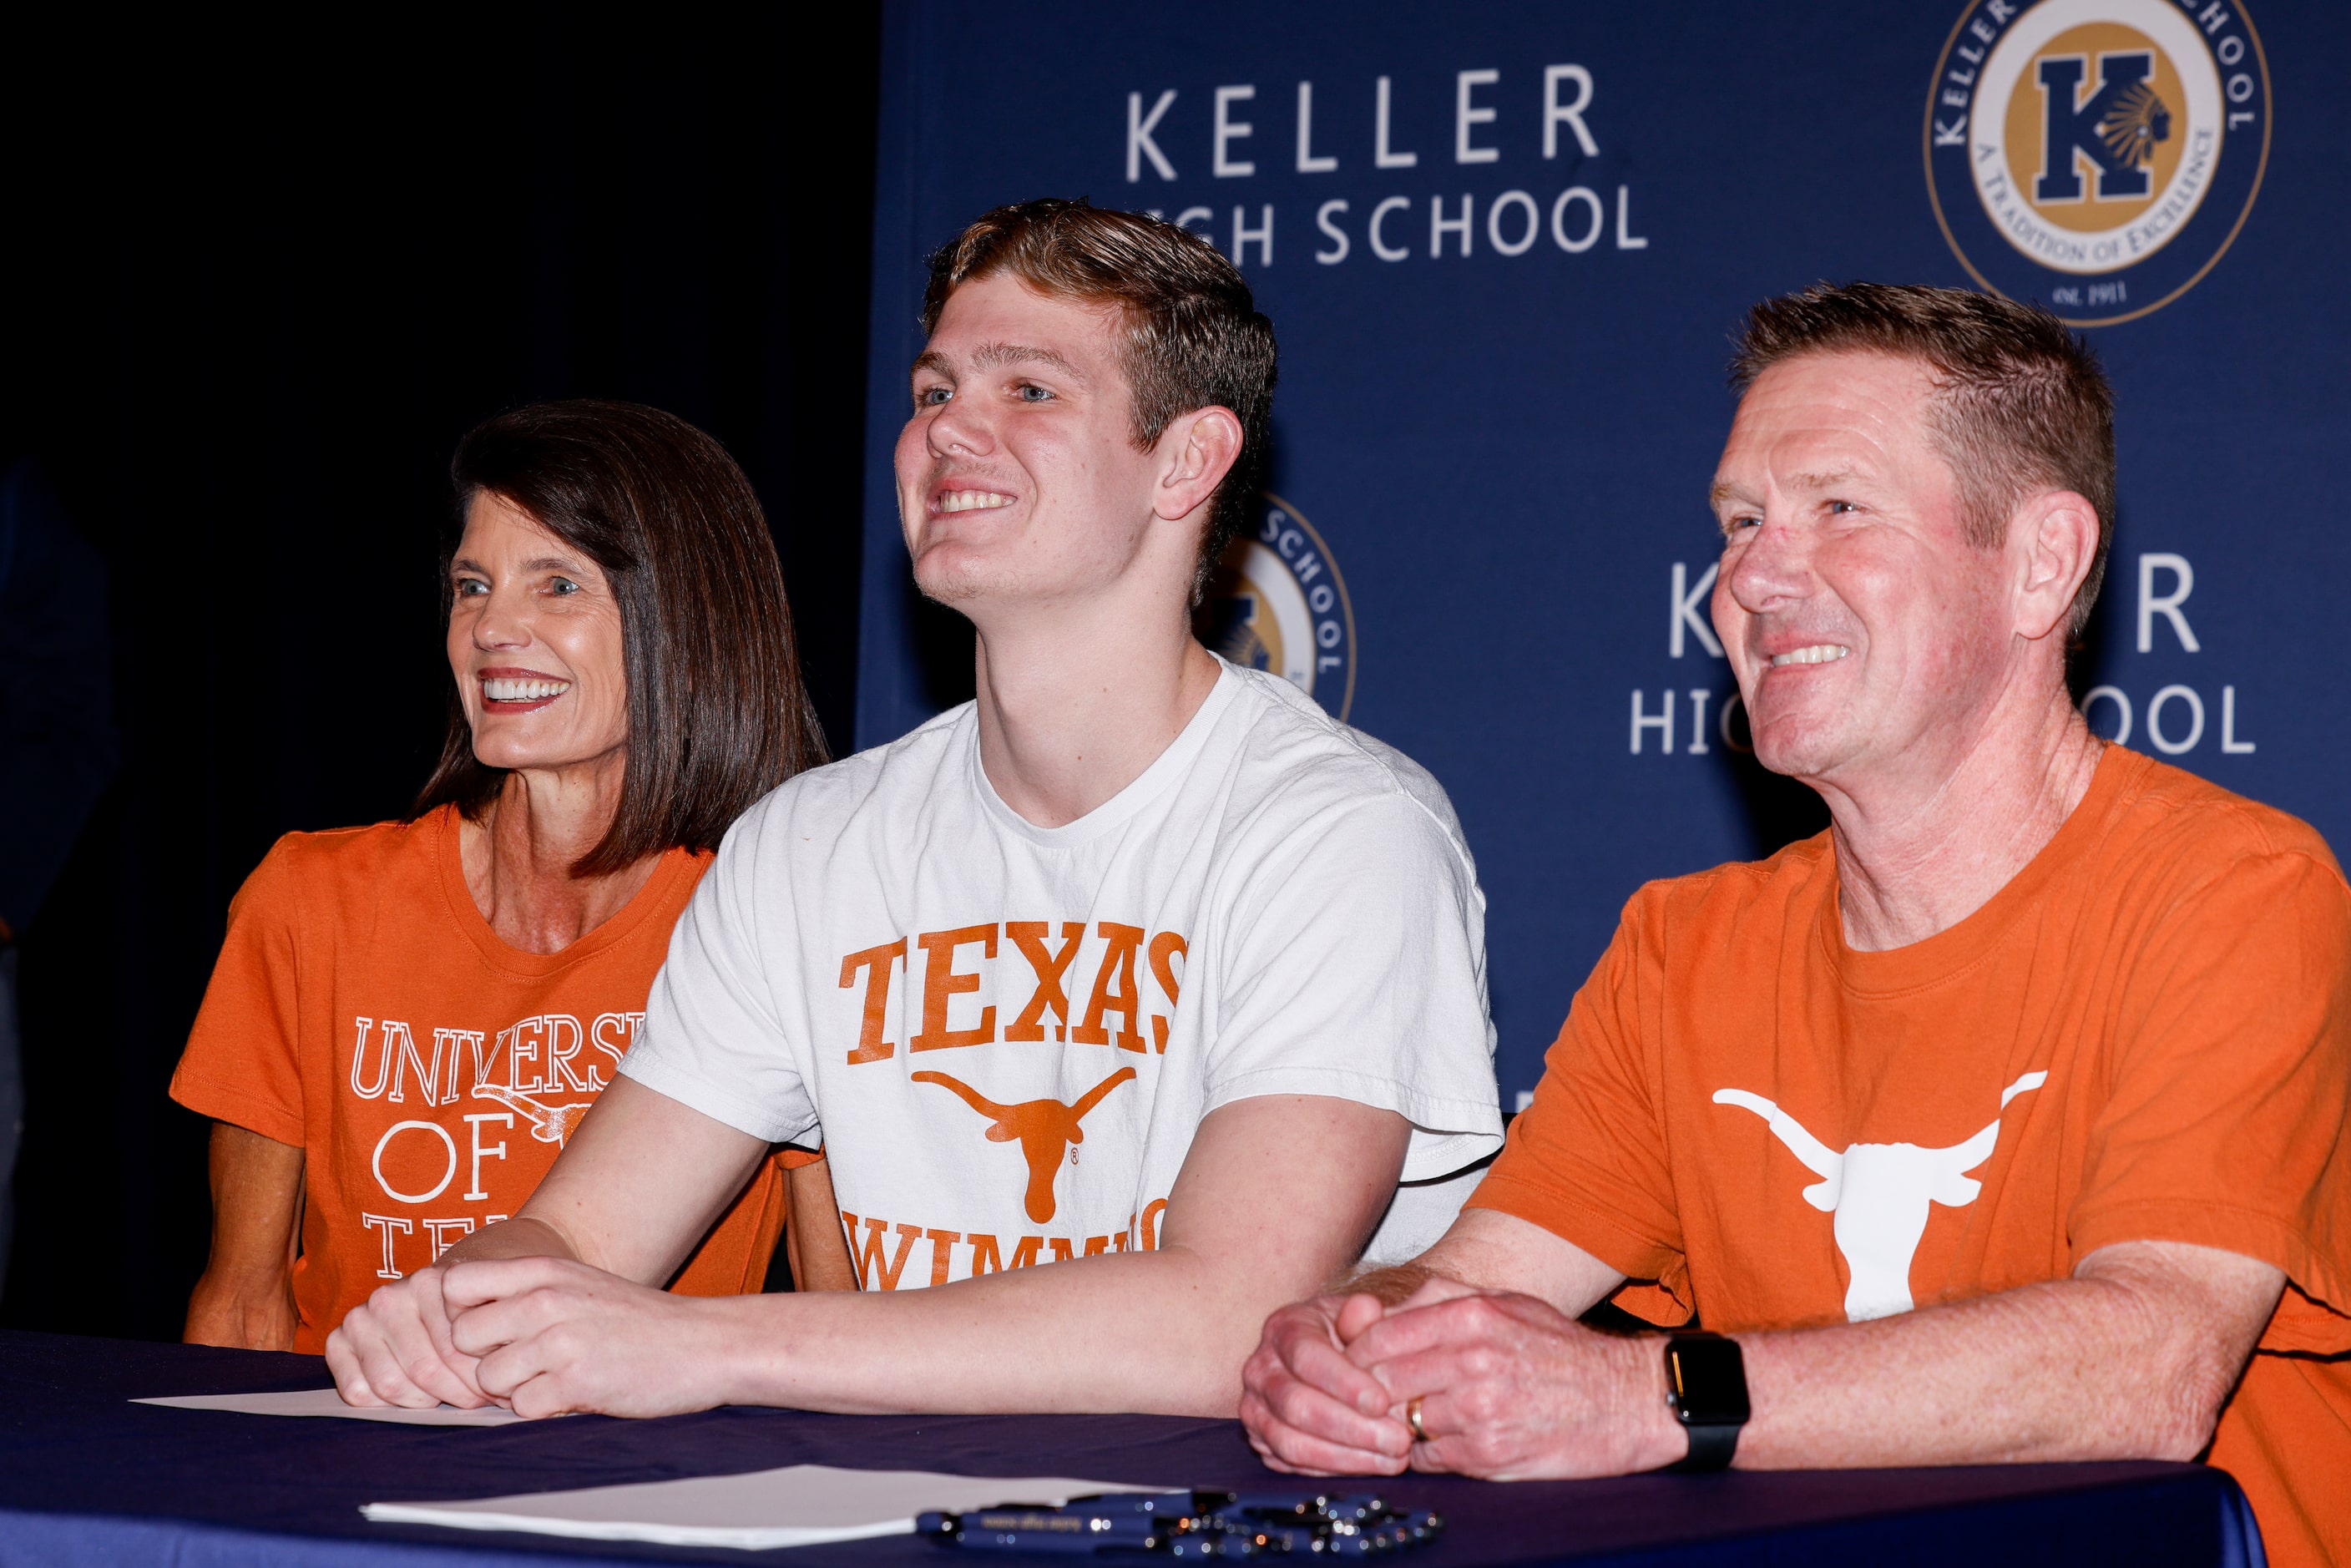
[895, 273, 1163, 610]
[1709, 350, 2015, 788]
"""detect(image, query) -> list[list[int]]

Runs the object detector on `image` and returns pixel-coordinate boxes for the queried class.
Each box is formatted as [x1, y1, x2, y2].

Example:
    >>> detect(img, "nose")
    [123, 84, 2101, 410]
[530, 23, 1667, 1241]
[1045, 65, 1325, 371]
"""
[471, 582, 533, 650]
[1722, 513, 1814, 620]
[925, 389, 996, 460]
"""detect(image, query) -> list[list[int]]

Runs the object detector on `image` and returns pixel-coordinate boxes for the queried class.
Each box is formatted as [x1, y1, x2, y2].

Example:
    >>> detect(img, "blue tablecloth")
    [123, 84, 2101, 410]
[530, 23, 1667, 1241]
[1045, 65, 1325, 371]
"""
[0, 1329, 2265, 1567]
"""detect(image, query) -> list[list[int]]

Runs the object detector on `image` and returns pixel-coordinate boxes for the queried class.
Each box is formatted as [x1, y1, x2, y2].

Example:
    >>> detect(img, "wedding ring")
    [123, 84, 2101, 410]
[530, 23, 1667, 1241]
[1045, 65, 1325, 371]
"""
[1406, 1395, 1428, 1442]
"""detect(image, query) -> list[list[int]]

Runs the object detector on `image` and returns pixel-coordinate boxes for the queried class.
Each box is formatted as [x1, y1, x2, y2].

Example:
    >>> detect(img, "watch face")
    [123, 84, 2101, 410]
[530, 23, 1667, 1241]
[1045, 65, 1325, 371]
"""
[1667, 1337, 1752, 1427]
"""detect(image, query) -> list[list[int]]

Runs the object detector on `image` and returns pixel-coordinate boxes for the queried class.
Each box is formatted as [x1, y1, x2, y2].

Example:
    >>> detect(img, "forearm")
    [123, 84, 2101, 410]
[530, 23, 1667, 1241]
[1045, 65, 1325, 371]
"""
[436, 1216, 581, 1272]
[499, 1075, 770, 1283]
[184, 1263, 297, 1349]
[1344, 1261, 1438, 1307]
[710, 1246, 1289, 1417]
[1733, 1248, 2277, 1467]
[784, 1158, 857, 1292]
[1358, 1206, 1625, 1312]
[189, 1122, 304, 1349]
[1388, 1217, 2234, 1468]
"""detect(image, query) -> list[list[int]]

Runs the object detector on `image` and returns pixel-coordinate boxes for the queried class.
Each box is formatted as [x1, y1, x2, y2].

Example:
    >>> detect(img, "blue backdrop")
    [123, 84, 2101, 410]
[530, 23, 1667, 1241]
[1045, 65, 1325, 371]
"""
[855, 0, 2347, 1104]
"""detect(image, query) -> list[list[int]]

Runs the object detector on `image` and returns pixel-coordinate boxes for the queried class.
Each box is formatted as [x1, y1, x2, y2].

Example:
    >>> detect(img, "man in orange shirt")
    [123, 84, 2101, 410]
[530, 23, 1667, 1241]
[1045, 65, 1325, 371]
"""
[1241, 283, 2350, 1568]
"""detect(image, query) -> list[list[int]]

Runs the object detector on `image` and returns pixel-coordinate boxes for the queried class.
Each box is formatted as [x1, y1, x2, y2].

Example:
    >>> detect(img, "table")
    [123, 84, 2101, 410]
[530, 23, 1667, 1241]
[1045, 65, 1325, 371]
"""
[0, 1330, 2264, 1567]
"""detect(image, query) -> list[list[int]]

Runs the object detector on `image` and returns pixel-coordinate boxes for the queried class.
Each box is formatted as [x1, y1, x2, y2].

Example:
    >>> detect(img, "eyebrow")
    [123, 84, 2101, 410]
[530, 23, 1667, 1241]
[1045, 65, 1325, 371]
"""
[449, 555, 585, 576]
[911, 341, 1088, 382]
[1789, 469, 1862, 491]
[1708, 466, 1871, 508]
[977, 341, 1081, 375]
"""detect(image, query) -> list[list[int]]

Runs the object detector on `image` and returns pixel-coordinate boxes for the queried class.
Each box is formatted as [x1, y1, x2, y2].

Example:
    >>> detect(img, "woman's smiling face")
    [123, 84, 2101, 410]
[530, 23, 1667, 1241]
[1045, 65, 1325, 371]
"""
[447, 491, 629, 776]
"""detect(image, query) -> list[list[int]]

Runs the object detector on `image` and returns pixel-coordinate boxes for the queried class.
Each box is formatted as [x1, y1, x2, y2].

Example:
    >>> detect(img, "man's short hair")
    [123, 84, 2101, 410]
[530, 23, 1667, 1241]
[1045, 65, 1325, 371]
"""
[923, 199, 1278, 604]
[1730, 282, 2115, 639]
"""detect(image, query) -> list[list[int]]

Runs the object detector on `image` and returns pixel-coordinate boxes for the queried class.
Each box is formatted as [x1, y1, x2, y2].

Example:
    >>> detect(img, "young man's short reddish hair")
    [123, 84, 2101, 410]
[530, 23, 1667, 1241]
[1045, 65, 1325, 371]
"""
[923, 199, 1278, 603]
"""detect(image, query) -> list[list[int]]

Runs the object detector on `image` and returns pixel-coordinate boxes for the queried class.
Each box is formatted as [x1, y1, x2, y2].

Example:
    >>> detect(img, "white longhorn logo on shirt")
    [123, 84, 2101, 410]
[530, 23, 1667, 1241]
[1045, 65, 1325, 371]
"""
[1711, 1071, 2047, 1322]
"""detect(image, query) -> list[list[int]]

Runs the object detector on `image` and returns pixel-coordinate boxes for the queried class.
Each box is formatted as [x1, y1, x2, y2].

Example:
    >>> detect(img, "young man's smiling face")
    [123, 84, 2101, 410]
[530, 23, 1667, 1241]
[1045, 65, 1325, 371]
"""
[896, 273, 1176, 612]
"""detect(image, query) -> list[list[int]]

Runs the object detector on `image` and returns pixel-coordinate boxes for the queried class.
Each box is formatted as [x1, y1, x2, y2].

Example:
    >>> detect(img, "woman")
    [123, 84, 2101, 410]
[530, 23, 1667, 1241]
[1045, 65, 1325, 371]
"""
[174, 400, 846, 1353]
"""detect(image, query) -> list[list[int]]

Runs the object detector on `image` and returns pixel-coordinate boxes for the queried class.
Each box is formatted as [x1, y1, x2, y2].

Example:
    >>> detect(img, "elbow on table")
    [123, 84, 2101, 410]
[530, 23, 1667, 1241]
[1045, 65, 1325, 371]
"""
[2138, 1375, 2233, 1464]
[2065, 1241, 2282, 1465]
[2100, 1340, 2244, 1464]
[2114, 1411, 2222, 1466]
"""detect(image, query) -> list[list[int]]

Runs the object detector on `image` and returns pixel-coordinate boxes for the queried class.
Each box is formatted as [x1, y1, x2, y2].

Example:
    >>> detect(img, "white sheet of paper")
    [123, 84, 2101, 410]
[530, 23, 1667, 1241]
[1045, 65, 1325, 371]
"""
[134, 1388, 523, 1426]
[361, 1464, 1170, 1550]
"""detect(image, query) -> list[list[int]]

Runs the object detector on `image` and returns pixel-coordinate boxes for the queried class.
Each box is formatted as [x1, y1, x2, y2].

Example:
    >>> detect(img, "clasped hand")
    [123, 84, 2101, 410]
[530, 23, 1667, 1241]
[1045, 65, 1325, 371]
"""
[323, 1257, 732, 1419]
[1240, 1277, 1681, 1479]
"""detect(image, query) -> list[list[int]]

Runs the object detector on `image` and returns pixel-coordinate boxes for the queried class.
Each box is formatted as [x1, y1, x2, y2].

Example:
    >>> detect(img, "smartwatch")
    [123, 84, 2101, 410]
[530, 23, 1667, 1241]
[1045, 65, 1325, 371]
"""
[1661, 1332, 1749, 1473]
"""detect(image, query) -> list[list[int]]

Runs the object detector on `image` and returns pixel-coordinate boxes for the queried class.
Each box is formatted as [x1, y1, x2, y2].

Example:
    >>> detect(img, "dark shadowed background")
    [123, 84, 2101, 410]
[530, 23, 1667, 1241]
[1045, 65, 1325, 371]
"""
[0, 7, 881, 1338]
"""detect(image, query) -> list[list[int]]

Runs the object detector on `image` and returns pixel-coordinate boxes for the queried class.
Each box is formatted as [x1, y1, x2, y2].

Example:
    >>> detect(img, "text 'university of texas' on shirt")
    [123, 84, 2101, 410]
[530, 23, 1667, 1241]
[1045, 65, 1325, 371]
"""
[171, 807, 791, 1350]
[624, 659, 1504, 1290]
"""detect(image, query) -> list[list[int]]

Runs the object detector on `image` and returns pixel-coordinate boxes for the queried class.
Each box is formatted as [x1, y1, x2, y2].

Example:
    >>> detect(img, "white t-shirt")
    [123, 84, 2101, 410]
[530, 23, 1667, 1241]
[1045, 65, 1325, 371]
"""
[623, 660, 1503, 1287]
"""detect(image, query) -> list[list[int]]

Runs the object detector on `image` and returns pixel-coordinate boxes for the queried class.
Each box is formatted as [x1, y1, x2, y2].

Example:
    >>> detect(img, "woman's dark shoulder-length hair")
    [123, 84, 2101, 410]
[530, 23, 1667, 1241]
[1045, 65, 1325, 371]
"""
[411, 399, 827, 876]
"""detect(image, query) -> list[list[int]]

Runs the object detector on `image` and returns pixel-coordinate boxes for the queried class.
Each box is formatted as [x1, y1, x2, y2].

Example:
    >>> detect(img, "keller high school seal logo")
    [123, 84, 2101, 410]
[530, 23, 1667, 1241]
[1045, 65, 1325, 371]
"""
[1925, 0, 2270, 326]
[1193, 493, 1357, 721]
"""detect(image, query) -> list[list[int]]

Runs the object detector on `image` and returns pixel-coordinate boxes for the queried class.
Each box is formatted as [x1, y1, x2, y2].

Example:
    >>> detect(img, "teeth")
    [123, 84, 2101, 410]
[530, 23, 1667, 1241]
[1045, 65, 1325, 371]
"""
[1770, 645, 1850, 667]
[483, 678, 570, 701]
[937, 490, 1014, 513]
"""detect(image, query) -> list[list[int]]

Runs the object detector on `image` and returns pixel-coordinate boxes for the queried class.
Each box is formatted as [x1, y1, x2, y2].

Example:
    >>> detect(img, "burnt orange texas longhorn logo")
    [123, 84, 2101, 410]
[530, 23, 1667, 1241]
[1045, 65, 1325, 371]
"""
[912, 1067, 1137, 1223]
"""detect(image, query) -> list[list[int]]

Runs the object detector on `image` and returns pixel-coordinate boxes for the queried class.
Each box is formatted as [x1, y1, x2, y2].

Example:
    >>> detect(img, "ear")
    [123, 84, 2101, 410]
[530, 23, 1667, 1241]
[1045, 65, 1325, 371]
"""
[2010, 488, 2101, 643]
[1150, 406, 1245, 524]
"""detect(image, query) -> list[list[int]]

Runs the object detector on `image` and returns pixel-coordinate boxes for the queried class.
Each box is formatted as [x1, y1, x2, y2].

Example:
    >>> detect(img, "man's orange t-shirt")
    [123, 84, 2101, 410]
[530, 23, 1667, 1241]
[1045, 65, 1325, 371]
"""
[1472, 748, 2351, 1568]
[171, 806, 791, 1352]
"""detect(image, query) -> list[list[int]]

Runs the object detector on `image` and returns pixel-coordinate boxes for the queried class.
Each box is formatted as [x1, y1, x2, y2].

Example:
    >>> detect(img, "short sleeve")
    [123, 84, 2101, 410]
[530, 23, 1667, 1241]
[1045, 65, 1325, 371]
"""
[1201, 792, 1502, 1181]
[2070, 848, 2351, 1354]
[1469, 892, 1691, 1317]
[169, 840, 310, 1146]
[620, 802, 819, 1146]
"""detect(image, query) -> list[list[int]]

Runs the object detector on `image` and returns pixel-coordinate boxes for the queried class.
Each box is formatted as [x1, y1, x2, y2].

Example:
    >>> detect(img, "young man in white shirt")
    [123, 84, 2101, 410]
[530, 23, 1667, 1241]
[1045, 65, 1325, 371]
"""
[326, 199, 1504, 1419]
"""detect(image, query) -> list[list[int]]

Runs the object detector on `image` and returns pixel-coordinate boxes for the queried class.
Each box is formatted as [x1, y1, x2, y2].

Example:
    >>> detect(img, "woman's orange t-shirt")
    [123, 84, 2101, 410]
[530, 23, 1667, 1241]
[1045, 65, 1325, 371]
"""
[170, 805, 790, 1351]
[1474, 748, 2351, 1568]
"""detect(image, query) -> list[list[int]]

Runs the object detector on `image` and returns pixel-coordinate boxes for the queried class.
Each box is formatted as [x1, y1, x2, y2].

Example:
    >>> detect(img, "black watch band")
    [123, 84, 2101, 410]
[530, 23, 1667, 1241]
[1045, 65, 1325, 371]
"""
[1661, 1332, 1749, 1474]
[1666, 1421, 1743, 1473]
